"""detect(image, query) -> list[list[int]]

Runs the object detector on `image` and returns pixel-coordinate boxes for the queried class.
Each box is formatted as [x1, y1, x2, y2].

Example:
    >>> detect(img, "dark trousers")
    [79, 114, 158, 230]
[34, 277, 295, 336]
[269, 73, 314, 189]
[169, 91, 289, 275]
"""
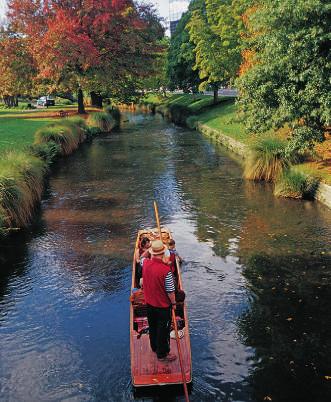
[147, 305, 171, 359]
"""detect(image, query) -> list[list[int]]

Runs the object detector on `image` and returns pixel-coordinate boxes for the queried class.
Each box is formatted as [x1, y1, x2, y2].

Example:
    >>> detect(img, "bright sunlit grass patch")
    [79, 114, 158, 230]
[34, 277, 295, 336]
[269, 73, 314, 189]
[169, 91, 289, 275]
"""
[195, 100, 249, 144]
[0, 117, 55, 153]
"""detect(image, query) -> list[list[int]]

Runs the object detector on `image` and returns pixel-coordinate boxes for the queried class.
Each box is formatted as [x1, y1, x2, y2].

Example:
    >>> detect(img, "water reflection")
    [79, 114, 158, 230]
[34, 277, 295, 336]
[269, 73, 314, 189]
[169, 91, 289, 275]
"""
[239, 253, 331, 402]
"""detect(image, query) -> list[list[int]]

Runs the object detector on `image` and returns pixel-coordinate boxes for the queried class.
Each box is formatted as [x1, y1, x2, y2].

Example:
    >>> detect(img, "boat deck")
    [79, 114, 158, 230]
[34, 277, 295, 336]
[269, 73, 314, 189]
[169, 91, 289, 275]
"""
[132, 328, 191, 386]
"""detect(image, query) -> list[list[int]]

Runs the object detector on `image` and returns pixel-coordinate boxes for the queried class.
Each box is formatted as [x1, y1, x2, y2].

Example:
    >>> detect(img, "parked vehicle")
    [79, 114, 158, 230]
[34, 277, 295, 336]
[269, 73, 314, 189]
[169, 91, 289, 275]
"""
[36, 96, 55, 107]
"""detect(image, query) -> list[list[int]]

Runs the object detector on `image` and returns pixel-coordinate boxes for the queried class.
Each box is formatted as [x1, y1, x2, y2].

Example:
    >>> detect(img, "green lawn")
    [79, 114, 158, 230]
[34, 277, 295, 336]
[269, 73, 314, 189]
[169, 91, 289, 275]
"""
[160, 93, 215, 112]
[194, 100, 252, 144]
[0, 104, 78, 118]
[0, 117, 55, 153]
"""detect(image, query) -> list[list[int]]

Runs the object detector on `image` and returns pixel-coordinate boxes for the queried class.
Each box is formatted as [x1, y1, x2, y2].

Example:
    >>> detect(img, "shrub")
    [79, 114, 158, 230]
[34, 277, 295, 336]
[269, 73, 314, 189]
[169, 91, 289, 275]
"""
[244, 137, 290, 182]
[0, 205, 9, 237]
[86, 126, 102, 140]
[104, 105, 113, 114]
[63, 116, 87, 129]
[274, 169, 320, 199]
[29, 141, 61, 166]
[0, 151, 46, 227]
[60, 116, 87, 142]
[55, 97, 74, 105]
[34, 124, 80, 155]
[104, 106, 121, 127]
[186, 115, 199, 129]
[87, 112, 115, 132]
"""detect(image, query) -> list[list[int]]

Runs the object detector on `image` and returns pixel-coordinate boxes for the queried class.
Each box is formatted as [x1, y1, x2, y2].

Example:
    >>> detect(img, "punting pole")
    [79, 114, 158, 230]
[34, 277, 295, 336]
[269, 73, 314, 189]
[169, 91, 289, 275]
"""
[153, 201, 162, 241]
[172, 308, 190, 402]
[154, 201, 189, 400]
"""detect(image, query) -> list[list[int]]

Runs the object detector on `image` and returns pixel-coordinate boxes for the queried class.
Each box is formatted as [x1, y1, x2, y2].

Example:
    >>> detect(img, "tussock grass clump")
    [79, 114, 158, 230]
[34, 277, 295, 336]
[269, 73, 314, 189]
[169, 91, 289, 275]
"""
[0, 205, 9, 237]
[104, 106, 121, 127]
[60, 117, 88, 143]
[87, 112, 115, 132]
[34, 124, 80, 155]
[274, 169, 319, 199]
[244, 137, 290, 182]
[64, 116, 87, 130]
[29, 141, 61, 166]
[86, 126, 102, 140]
[0, 151, 46, 227]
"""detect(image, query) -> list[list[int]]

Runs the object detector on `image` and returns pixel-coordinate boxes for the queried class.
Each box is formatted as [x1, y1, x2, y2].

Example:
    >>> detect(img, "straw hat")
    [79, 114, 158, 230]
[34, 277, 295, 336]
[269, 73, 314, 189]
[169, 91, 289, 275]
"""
[149, 240, 166, 256]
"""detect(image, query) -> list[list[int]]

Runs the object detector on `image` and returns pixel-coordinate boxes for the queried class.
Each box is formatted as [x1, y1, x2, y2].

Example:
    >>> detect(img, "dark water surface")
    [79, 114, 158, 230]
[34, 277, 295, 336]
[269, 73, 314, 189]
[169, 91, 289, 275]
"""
[0, 113, 330, 402]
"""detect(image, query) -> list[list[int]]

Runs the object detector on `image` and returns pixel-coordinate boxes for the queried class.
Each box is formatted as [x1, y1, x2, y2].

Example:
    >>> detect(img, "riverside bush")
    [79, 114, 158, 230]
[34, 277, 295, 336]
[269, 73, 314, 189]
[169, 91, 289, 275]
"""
[60, 117, 88, 143]
[29, 141, 61, 166]
[0, 151, 46, 228]
[0, 205, 8, 237]
[88, 111, 115, 132]
[86, 126, 102, 140]
[34, 124, 80, 155]
[104, 106, 121, 127]
[274, 169, 319, 199]
[244, 137, 290, 182]
[186, 115, 199, 129]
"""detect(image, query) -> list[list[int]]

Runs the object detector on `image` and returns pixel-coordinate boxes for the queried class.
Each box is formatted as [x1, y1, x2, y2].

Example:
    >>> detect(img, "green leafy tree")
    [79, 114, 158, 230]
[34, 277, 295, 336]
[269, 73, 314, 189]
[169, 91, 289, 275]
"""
[237, 0, 331, 154]
[167, 6, 201, 94]
[142, 38, 169, 96]
[187, 0, 244, 103]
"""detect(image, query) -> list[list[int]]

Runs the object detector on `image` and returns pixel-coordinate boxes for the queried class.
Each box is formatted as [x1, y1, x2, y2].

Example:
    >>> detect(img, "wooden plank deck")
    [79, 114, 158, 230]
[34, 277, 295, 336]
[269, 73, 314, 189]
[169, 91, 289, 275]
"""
[131, 330, 191, 386]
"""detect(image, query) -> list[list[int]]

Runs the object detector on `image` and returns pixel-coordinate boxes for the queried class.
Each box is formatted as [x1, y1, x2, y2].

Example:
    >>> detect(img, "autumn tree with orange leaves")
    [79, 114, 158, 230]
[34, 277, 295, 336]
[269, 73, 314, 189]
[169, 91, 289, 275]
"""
[3, 0, 164, 112]
[0, 29, 36, 106]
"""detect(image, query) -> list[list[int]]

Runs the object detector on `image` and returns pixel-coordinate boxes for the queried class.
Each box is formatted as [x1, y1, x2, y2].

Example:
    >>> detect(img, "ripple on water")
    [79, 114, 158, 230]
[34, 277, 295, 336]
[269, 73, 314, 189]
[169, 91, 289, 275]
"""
[0, 112, 330, 402]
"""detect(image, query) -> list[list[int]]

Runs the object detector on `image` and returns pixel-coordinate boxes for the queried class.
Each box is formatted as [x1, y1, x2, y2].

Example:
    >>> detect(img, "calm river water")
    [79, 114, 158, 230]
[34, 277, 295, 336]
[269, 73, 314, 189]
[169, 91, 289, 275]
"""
[0, 113, 330, 402]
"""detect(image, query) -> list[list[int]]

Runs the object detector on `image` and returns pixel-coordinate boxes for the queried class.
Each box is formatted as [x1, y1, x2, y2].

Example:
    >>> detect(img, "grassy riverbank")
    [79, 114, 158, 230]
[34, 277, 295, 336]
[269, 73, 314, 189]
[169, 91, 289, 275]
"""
[0, 108, 120, 237]
[143, 93, 331, 194]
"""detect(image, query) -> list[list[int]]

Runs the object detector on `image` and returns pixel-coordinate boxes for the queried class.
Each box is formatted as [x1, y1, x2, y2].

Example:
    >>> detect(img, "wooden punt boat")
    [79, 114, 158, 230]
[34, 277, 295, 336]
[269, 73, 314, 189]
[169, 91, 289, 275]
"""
[130, 227, 192, 387]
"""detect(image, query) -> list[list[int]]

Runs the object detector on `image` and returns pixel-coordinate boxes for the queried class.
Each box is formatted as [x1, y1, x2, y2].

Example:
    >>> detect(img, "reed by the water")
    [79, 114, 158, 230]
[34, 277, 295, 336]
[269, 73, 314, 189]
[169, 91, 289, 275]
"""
[274, 169, 319, 199]
[0, 115, 110, 237]
[244, 137, 290, 182]
[87, 112, 115, 132]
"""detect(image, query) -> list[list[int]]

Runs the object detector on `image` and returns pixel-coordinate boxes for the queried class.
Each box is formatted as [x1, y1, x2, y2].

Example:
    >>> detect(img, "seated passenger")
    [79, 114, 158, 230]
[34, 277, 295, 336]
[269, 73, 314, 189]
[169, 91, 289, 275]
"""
[168, 239, 182, 268]
[135, 237, 151, 286]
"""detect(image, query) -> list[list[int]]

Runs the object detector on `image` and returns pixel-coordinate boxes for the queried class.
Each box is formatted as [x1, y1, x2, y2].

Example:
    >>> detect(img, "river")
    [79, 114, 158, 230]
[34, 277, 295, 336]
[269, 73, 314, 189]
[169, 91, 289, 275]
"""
[0, 112, 330, 402]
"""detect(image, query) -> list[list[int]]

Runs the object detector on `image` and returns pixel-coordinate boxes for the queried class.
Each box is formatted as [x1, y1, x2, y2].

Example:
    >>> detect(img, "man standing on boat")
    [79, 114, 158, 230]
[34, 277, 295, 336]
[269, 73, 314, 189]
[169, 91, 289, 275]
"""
[142, 240, 177, 362]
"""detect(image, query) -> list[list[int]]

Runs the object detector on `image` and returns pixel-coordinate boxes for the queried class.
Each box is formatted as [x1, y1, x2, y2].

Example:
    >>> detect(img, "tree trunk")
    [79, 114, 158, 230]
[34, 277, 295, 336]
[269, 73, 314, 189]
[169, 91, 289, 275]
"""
[96, 94, 103, 108]
[78, 88, 86, 114]
[90, 91, 103, 108]
[3, 95, 16, 107]
[213, 87, 218, 104]
[90, 91, 96, 106]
